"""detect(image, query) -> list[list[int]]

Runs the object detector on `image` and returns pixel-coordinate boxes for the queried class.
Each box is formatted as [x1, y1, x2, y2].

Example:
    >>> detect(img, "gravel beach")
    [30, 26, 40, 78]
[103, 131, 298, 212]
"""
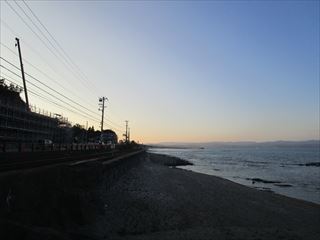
[100, 153, 320, 240]
[1, 152, 319, 240]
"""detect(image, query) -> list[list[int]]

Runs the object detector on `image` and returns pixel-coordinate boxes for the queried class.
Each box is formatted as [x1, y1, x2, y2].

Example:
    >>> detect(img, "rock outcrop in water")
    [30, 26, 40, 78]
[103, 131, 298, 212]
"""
[300, 162, 320, 167]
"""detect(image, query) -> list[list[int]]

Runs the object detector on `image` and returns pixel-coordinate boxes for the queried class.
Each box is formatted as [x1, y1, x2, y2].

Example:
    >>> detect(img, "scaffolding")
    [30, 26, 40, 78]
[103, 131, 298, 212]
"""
[0, 82, 72, 143]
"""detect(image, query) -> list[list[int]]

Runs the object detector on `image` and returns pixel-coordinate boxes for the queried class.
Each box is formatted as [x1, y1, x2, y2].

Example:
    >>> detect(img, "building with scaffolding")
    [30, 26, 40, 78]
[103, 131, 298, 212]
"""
[0, 79, 72, 143]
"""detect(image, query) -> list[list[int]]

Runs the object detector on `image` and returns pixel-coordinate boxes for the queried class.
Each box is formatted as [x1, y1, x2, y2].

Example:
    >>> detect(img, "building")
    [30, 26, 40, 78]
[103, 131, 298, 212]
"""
[0, 80, 71, 143]
[101, 129, 118, 145]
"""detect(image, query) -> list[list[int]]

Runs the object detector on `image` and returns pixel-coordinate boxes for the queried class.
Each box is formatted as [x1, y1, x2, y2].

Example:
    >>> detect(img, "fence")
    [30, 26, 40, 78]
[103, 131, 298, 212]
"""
[0, 141, 114, 153]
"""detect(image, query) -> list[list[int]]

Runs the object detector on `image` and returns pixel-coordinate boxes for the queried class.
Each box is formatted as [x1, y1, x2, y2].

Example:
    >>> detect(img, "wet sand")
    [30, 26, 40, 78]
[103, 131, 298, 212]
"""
[1, 152, 319, 239]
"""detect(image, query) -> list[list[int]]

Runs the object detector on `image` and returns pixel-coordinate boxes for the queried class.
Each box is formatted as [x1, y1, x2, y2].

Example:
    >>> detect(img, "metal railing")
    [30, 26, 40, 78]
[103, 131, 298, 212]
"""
[0, 141, 114, 153]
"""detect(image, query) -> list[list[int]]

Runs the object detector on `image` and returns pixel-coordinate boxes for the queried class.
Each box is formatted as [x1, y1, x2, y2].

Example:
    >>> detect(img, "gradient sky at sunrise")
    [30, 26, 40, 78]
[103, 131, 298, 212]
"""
[1, 1, 319, 143]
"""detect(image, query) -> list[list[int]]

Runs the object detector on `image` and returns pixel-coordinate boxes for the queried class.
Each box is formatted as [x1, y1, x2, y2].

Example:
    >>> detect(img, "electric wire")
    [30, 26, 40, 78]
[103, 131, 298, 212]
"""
[21, 0, 101, 94]
[0, 65, 123, 132]
[0, 64, 101, 124]
[4, 1, 98, 97]
[0, 42, 98, 110]
[0, 74, 108, 128]
[13, 1, 61, 61]
[0, 18, 71, 84]
[13, 0, 93, 91]
[5, 1, 64, 68]
[0, 56, 123, 131]
[1, 3, 125, 132]
[0, 57, 101, 118]
[0, 22, 99, 109]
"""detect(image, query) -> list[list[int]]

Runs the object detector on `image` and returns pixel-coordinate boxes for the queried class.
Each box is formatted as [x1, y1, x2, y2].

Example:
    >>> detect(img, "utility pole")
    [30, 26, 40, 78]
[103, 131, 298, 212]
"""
[125, 120, 129, 143]
[15, 38, 29, 110]
[99, 97, 108, 142]
[86, 121, 88, 143]
[128, 127, 130, 143]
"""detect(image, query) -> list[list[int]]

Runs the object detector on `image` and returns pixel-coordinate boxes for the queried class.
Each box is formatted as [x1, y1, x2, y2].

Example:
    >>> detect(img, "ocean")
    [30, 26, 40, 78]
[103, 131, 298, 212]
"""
[149, 144, 320, 204]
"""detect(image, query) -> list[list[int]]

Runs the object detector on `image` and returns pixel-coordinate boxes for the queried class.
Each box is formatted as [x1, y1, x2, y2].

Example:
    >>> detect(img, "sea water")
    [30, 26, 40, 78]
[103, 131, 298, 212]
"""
[149, 144, 320, 204]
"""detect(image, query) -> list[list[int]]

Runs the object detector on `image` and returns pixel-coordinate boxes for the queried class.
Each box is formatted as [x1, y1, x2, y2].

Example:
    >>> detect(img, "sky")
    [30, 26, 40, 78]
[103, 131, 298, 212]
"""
[0, 0, 319, 143]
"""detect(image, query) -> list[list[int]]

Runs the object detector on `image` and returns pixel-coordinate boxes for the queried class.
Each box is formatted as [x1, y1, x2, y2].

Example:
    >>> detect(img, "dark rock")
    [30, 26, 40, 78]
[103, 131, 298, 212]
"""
[246, 178, 281, 184]
[274, 183, 293, 187]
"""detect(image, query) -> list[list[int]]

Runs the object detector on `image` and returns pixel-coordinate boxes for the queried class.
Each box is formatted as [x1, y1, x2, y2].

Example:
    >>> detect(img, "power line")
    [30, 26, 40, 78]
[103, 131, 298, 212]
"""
[0, 19, 72, 85]
[0, 37, 98, 111]
[5, 1, 64, 68]
[0, 64, 101, 124]
[1, 70, 123, 134]
[0, 42, 99, 110]
[0, 57, 101, 118]
[0, 56, 124, 131]
[106, 117, 124, 129]
[1, 3, 124, 132]
[21, 0, 101, 95]
[1, 74, 85, 121]
[5, 1, 98, 97]
[13, 0, 89, 89]
[13, 1, 62, 62]
[18, 0, 100, 95]
[1, 76, 117, 132]
[0, 64, 123, 132]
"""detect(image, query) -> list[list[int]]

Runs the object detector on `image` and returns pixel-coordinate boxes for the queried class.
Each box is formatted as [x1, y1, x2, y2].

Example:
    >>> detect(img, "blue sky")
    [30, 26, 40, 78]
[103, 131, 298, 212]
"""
[1, 1, 319, 143]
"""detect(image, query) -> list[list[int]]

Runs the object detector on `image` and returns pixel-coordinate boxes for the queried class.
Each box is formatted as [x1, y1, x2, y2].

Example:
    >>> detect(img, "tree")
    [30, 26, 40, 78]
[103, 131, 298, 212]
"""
[72, 124, 86, 143]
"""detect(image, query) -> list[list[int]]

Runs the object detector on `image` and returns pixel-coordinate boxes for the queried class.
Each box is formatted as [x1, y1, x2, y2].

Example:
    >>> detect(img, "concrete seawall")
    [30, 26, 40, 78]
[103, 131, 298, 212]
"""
[0, 151, 145, 239]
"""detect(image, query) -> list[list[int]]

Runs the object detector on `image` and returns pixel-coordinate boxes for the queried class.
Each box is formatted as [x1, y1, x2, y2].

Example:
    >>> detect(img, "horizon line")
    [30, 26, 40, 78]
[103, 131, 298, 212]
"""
[146, 139, 320, 145]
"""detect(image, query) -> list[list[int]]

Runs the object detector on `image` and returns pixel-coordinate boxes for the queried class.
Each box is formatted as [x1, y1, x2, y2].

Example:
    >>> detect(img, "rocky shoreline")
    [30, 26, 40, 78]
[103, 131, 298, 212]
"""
[0, 152, 319, 239]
